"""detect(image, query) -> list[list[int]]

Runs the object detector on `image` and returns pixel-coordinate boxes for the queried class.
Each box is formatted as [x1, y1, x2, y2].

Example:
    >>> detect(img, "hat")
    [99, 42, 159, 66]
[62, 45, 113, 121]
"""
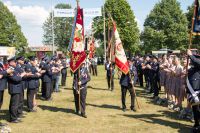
[28, 56, 36, 61]
[16, 56, 25, 61]
[152, 55, 158, 60]
[7, 56, 16, 62]
[51, 55, 57, 61]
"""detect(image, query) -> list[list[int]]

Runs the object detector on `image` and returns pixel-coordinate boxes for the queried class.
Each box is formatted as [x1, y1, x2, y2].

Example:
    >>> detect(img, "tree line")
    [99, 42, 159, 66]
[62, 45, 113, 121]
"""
[0, 0, 198, 56]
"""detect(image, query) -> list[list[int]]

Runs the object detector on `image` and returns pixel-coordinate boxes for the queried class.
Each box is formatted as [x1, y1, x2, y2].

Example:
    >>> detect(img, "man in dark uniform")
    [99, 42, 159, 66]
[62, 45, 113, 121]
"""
[61, 58, 68, 86]
[136, 57, 144, 87]
[143, 56, 152, 91]
[105, 58, 115, 91]
[43, 58, 54, 101]
[16, 56, 27, 118]
[73, 62, 90, 118]
[120, 72, 136, 112]
[150, 56, 160, 99]
[26, 56, 41, 112]
[186, 50, 200, 133]
[0, 63, 13, 109]
[39, 56, 47, 99]
[7, 57, 26, 123]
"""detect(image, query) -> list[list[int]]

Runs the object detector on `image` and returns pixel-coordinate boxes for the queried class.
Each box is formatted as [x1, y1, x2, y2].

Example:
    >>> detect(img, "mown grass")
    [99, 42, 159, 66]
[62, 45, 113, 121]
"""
[0, 66, 192, 133]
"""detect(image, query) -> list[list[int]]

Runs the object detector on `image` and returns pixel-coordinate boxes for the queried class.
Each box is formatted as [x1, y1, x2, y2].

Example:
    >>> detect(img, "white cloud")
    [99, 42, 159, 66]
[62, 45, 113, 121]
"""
[3, 1, 50, 46]
[4, 1, 49, 26]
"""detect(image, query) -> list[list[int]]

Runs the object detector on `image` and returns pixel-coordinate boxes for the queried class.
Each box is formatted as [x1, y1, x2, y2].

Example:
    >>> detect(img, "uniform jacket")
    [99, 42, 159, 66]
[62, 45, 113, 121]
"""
[8, 66, 23, 94]
[188, 55, 200, 91]
[43, 63, 53, 83]
[73, 67, 90, 90]
[120, 73, 132, 87]
[0, 67, 7, 91]
[25, 64, 40, 89]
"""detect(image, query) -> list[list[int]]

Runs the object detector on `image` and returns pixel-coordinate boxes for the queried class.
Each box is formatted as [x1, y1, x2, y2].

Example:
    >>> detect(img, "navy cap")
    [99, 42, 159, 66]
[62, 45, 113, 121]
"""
[152, 55, 158, 60]
[7, 56, 16, 62]
[16, 56, 25, 61]
[28, 56, 36, 61]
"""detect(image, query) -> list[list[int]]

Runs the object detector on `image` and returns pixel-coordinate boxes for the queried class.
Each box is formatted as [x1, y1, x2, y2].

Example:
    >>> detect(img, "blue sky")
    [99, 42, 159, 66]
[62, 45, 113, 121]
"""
[1, 0, 193, 46]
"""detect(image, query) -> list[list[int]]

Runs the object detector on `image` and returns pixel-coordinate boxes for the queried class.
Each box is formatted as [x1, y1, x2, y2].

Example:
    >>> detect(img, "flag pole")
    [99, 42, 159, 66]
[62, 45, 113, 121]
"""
[187, 0, 197, 73]
[108, 12, 141, 109]
[76, 0, 81, 114]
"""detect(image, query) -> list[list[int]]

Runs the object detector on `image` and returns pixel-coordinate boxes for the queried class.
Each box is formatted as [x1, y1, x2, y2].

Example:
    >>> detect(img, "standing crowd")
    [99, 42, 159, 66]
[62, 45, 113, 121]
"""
[0, 55, 69, 123]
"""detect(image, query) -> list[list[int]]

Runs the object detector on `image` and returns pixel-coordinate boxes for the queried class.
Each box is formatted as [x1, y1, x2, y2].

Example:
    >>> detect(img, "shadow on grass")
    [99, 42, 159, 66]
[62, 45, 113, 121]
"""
[87, 86, 109, 91]
[38, 105, 75, 114]
[0, 110, 10, 122]
[63, 87, 72, 90]
[87, 103, 121, 110]
[121, 113, 191, 133]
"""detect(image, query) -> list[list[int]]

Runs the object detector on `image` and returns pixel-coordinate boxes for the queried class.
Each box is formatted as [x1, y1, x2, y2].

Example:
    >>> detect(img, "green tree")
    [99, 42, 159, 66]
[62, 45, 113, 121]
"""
[0, 1, 28, 53]
[92, 0, 140, 53]
[186, 2, 200, 50]
[43, 4, 73, 52]
[141, 0, 188, 53]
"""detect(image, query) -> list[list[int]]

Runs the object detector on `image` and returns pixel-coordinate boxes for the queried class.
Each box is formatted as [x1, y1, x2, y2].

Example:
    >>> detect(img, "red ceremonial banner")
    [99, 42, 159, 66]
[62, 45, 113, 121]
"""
[70, 7, 86, 73]
[113, 22, 129, 74]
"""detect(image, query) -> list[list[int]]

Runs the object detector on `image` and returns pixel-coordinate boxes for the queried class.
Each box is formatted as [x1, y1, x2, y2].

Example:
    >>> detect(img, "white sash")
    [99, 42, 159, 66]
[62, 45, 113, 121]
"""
[186, 77, 200, 103]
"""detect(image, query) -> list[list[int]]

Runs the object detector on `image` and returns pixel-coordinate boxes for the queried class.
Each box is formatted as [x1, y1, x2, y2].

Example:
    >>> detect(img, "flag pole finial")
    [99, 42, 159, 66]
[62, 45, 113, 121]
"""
[76, 0, 80, 6]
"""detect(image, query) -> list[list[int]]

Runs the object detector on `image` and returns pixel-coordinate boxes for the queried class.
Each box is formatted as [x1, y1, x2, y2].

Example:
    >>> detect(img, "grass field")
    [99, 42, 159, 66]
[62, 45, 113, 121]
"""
[0, 66, 193, 133]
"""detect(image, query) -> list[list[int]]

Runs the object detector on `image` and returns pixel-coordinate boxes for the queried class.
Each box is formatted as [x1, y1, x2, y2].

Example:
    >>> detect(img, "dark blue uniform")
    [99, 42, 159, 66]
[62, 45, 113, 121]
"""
[39, 61, 46, 98]
[136, 60, 144, 87]
[26, 63, 40, 111]
[16, 63, 26, 117]
[43, 63, 53, 100]
[105, 62, 115, 91]
[0, 65, 7, 109]
[150, 62, 160, 97]
[8, 66, 23, 122]
[73, 66, 90, 116]
[187, 55, 200, 129]
[120, 73, 135, 111]
[61, 60, 67, 86]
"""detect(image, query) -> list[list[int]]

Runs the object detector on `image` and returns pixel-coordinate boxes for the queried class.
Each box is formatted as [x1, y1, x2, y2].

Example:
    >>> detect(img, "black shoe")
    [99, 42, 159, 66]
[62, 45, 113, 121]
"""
[81, 113, 87, 118]
[75, 110, 79, 115]
[131, 108, 137, 112]
[10, 120, 21, 123]
[122, 108, 126, 112]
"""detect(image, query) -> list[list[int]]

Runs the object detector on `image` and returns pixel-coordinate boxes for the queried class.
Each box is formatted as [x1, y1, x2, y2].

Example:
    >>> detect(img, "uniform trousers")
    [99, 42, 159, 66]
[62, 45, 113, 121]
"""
[18, 90, 24, 116]
[44, 82, 52, 100]
[0, 90, 4, 109]
[61, 72, 67, 86]
[9, 93, 20, 121]
[27, 89, 37, 110]
[121, 85, 135, 109]
[107, 76, 114, 90]
[73, 88, 87, 114]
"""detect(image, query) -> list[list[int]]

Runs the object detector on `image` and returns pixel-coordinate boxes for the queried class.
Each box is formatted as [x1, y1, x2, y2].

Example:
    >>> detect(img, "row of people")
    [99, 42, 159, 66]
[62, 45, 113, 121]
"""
[0, 55, 69, 123]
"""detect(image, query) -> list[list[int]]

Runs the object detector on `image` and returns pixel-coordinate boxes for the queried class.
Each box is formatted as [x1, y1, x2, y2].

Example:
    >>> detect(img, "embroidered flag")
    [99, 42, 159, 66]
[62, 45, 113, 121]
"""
[70, 7, 86, 73]
[193, 0, 200, 35]
[113, 22, 129, 74]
